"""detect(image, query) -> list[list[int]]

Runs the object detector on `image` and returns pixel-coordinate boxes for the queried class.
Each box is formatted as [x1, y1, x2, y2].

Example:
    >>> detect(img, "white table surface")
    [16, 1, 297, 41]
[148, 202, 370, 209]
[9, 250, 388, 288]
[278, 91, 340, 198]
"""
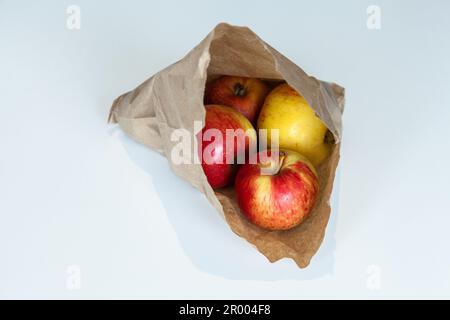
[1, 0, 450, 299]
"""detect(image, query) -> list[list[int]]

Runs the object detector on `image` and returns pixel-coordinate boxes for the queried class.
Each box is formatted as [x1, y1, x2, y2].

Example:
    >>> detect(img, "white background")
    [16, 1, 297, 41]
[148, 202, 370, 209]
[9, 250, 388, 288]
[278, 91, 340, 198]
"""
[1, 0, 450, 299]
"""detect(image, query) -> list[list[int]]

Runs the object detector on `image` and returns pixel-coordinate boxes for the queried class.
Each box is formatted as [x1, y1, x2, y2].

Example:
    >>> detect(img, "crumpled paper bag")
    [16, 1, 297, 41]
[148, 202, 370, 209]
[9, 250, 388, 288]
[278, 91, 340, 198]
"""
[108, 23, 345, 268]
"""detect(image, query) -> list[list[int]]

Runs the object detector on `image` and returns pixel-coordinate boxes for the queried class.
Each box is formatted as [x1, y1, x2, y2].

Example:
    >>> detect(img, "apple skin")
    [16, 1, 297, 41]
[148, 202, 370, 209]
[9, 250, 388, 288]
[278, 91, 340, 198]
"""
[257, 83, 333, 168]
[204, 76, 270, 124]
[198, 105, 256, 189]
[234, 149, 319, 230]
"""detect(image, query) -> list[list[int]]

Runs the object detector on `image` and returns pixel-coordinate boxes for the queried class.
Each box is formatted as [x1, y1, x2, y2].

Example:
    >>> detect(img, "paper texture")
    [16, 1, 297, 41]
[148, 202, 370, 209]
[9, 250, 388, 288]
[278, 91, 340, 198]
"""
[108, 23, 345, 268]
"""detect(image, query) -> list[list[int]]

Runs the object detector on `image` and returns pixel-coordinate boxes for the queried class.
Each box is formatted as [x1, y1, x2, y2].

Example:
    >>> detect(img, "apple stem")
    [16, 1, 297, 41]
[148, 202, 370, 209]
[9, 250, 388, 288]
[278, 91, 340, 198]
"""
[234, 83, 246, 96]
[259, 151, 286, 175]
[275, 152, 286, 174]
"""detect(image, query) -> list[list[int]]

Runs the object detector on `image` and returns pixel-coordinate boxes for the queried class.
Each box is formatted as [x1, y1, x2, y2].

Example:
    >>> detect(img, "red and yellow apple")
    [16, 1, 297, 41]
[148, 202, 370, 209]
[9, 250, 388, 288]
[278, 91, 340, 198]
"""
[198, 104, 256, 189]
[234, 149, 319, 230]
[257, 83, 333, 167]
[204, 76, 270, 124]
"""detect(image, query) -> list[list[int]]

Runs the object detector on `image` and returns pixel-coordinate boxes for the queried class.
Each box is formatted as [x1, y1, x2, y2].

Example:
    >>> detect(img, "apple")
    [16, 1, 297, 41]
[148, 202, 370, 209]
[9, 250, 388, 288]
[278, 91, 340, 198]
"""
[257, 83, 334, 167]
[204, 76, 270, 124]
[198, 104, 256, 189]
[234, 149, 319, 230]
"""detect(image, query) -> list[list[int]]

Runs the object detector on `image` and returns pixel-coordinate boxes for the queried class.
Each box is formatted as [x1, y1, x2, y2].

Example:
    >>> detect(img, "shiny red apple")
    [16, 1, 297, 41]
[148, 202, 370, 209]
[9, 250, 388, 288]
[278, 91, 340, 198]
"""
[198, 105, 256, 189]
[204, 76, 270, 124]
[235, 149, 319, 230]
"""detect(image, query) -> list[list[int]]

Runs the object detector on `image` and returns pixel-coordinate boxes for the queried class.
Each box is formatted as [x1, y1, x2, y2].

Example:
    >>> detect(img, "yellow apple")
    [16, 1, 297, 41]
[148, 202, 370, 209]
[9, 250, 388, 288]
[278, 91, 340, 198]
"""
[257, 83, 332, 167]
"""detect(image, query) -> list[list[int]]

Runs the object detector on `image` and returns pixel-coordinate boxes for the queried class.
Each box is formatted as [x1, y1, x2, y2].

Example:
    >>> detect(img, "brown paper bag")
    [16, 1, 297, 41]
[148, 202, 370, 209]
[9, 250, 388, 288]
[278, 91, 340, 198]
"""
[108, 23, 345, 268]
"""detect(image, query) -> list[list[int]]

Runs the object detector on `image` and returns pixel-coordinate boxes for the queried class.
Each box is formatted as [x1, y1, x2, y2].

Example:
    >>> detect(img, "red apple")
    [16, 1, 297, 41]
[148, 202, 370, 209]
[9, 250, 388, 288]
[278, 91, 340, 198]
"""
[204, 76, 270, 124]
[198, 105, 256, 189]
[235, 149, 319, 230]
